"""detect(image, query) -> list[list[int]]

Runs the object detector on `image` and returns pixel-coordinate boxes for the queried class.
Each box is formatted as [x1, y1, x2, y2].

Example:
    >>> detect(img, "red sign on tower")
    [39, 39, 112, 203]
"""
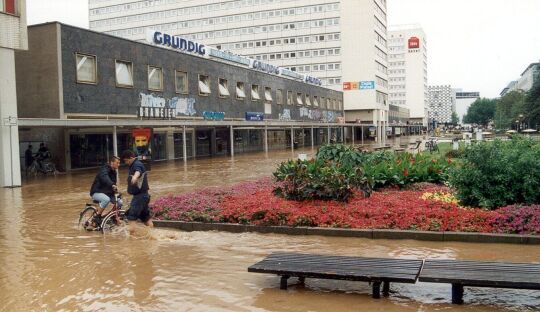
[408, 37, 420, 49]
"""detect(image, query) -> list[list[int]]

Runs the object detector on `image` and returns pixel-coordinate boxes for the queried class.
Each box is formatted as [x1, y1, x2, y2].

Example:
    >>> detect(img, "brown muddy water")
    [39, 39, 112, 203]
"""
[0, 142, 539, 311]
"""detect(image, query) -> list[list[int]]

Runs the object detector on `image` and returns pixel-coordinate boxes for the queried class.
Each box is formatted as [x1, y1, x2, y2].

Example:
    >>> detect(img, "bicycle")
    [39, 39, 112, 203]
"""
[27, 158, 57, 176]
[78, 193, 128, 233]
[424, 138, 439, 153]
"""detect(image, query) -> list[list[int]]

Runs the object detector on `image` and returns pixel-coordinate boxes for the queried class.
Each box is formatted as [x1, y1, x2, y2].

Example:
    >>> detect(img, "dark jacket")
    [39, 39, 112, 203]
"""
[127, 159, 149, 195]
[90, 164, 117, 197]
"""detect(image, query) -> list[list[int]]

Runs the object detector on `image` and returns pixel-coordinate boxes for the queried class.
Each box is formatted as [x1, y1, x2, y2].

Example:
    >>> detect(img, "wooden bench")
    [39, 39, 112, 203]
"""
[419, 259, 540, 304]
[248, 252, 423, 298]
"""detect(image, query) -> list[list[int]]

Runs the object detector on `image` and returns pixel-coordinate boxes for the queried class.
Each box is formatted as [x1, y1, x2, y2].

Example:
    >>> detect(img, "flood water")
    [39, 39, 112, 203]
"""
[1, 141, 539, 311]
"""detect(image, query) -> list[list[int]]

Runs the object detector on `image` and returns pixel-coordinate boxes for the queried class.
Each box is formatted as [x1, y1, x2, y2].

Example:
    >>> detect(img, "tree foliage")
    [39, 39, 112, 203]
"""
[523, 72, 540, 128]
[494, 91, 525, 129]
[463, 98, 496, 126]
[451, 111, 460, 124]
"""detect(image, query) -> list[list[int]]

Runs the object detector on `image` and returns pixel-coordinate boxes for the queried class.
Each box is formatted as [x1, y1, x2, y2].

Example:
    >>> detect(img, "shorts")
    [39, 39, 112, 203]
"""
[92, 193, 112, 209]
[126, 193, 151, 222]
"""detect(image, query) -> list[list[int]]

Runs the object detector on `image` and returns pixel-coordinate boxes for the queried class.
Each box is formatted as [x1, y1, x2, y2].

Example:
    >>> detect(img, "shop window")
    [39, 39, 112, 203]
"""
[75, 53, 97, 84]
[198, 74, 211, 95]
[148, 66, 163, 91]
[264, 87, 273, 102]
[175, 71, 188, 94]
[287, 91, 293, 105]
[1, 0, 16, 14]
[313, 96, 319, 107]
[115, 60, 133, 87]
[296, 93, 303, 106]
[218, 78, 230, 97]
[236, 82, 246, 99]
[251, 84, 260, 101]
[276, 89, 283, 105]
[305, 94, 311, 106]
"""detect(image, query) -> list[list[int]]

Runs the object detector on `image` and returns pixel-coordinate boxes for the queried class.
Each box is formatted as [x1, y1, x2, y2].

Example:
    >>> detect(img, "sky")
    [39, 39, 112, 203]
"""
[26, 0, 540, 98]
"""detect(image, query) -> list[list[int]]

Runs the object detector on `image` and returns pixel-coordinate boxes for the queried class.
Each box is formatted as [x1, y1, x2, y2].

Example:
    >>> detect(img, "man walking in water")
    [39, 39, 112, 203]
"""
[121, 150, 153, 227]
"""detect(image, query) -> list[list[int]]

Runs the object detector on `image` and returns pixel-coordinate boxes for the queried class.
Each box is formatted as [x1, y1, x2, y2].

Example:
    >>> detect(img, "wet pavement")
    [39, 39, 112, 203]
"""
[1, 140, 539, 311]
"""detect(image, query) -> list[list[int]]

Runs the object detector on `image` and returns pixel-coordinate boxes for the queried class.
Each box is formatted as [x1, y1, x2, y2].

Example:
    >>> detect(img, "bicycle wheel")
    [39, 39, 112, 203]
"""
[101, 210, 128, 233]
[78, 206, 97, 231]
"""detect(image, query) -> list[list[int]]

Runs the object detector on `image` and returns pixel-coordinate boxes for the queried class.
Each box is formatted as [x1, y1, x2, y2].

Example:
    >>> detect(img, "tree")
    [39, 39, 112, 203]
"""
[463, 98, 497, 126]
[494, 91, 525, 129]
[451, 111, 460, 125]
[523, 72, 540, 129]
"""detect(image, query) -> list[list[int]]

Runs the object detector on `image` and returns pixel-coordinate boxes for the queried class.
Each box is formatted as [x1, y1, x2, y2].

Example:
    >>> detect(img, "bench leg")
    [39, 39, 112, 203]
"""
[372, 281, 381, 299]
[452, 283, 464, 304]
[280, 275, 290, 290]
[382, 281, 390, 297]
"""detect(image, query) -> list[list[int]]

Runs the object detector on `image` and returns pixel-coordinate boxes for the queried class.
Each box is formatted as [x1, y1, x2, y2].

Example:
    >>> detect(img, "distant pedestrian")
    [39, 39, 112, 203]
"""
[25, 145, 33, 174]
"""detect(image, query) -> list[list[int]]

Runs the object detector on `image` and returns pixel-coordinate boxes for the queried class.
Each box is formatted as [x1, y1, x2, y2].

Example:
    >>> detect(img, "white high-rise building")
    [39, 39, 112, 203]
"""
[428, 85, 454, 124]
[89, 0, 390, 142]
[1, 0, 27, 187]
[387, 25, 428, 126]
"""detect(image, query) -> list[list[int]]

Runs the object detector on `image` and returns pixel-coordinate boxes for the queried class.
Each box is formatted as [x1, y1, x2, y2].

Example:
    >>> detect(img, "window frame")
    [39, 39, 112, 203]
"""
[251, 84, 260, 101]
[198, 74, 211, 96]
[264, 87, 273, 102]
[0, 0, 18, 16]
[296, 93, 303, 106]
[147, 65, 164, 91]
[236, 81, 246, 100]
[114, 59, 134, 88]
[174, 70, 189, 94]
[75, 52, 98, 85]
[287, 91, 293, 105]
[218, 77, 230, 98]
[276, 89, 284, 105]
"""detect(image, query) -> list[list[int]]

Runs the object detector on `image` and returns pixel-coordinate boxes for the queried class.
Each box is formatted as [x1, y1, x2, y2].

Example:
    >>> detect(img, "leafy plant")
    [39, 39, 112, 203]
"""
[273, 158, 372, 202]
[449, 137, 540, 209]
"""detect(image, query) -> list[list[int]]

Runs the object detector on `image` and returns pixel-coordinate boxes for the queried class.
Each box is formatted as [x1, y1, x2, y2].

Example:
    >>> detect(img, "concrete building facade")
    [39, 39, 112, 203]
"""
[387, 25, 428, 126]
[454, 90, 480, 124]
[88, 0, 390, 143]
[0, 0, 27, 187]
[501, 62, 539, 96]
[15, 23, 347, 172]
[428, 85, 454, 124]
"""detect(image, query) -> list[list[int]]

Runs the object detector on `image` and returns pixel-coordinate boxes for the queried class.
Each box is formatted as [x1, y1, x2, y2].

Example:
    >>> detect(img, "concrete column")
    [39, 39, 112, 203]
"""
[64, 129, 71, 171]
[191, 129, 196, 158]
[0, 48, 21, 187]
[327, 126, 331, 144]
[311, 125, 314, 150]
[230, 125, 234, 157]
[361, 126, 364, 146]
[352, 126, 355, 146]
[166, 128, 174, 160]
[290, 126, 294, 153]
[264, 124, 268, 153]
[182, 125, 187, 163]
[210, 128, 217, 156]
[113, 126, 119, 180]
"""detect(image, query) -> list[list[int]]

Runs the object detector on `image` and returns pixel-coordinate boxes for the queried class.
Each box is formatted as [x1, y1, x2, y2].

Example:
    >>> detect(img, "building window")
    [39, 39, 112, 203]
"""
[276, 89, 283, 105]
[175, 71, 188, 94]
[296, 93, 303, 105]
[265, 103, 272, 114]
[0, 0, 16, 14]
[305, 94, 311, 106]
[218, 78, 230, 97]
[326, 98, 331, 109]
[75, 53, 97, 84]
[115, 60, 133, 88]
[287, 91, 293, 105]
[251, 84, 260, 101]
[236, 82, 246, 99]
[313, 96, 319, 107]
[148, 66, 163, 91]
[198, 74, 211, 95]
[264, 87, 273, 102]
[320, 97, 325, 109]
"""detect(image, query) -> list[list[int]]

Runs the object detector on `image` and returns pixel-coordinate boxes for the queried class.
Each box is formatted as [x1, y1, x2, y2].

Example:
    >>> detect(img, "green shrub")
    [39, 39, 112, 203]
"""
[273, 158, 372, 202]
[445, 149, 464, 159]
[449, 137, 540, 209]
[316, 144, 368, 167]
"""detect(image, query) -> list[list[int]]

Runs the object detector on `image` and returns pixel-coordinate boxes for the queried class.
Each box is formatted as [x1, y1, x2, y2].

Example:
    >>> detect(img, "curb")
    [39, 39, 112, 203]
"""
[153, 220, 539, 245]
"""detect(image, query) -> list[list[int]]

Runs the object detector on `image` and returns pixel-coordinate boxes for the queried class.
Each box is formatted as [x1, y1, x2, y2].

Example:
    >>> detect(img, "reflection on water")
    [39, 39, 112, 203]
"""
[0, 144, 539, 311]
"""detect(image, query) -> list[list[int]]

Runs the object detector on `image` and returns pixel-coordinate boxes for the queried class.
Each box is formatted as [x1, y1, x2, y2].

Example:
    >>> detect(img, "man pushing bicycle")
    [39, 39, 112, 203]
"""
[121, 150, 153, 227]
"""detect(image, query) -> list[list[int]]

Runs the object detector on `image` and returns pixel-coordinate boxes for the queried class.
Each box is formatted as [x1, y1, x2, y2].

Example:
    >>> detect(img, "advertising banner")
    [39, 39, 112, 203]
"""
[132, 128, 152, 163]
[245, 112, 264, 121]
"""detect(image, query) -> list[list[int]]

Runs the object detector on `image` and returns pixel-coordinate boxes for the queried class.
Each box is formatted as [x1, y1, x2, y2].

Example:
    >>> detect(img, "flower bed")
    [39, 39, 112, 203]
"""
[151, 177, 540, 235]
